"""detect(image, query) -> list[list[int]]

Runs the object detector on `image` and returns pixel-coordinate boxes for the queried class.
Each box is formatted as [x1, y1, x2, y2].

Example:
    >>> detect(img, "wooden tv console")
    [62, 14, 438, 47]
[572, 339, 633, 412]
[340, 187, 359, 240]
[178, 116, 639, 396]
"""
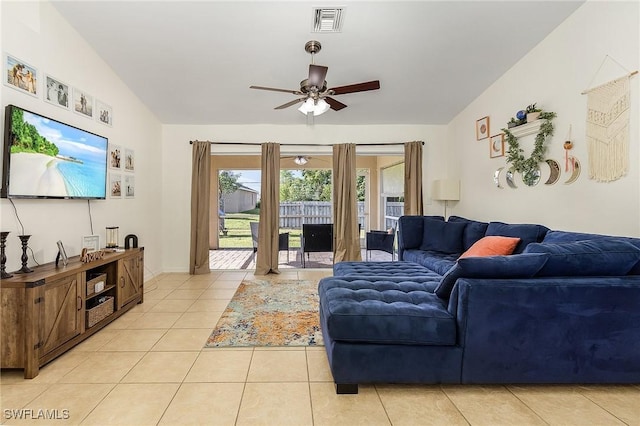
[0, 248, 143, 379]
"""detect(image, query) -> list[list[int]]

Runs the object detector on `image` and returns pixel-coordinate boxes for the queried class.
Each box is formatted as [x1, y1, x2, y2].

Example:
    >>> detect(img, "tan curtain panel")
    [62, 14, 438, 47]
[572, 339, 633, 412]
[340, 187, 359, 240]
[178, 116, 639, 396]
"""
[333, 143, 362, 263]
[189, 141, 211, 275]
[255, 142, 280, 275]
[404, 141, 424, 216]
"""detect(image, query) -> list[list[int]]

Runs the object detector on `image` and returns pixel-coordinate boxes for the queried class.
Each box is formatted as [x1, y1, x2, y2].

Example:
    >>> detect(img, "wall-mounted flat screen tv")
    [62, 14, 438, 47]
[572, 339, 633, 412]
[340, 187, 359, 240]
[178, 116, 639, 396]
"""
[1, 104, 108, 199]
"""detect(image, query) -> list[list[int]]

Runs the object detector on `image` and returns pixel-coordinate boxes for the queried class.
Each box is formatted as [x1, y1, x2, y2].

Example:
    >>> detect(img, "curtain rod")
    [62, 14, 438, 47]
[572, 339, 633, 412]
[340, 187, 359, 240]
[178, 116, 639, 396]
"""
[189, 140, 423, 146]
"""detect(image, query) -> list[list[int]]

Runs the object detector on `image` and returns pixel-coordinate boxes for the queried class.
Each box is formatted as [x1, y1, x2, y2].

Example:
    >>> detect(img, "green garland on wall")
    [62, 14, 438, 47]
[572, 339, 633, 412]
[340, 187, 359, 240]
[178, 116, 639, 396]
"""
[503, 111, 557, 180]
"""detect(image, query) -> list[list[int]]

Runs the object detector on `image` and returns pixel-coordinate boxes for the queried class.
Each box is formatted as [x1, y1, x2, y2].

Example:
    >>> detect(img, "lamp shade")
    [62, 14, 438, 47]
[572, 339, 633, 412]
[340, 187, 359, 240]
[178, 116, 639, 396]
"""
[298, 98, 330, 116]
[432, 180, 460, 201]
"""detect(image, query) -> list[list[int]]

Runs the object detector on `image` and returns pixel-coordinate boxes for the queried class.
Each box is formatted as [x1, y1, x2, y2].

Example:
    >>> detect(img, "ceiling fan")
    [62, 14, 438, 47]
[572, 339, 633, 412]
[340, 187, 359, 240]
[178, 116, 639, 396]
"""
[281, 155, 328, 165]
[250, 40, 380, 116]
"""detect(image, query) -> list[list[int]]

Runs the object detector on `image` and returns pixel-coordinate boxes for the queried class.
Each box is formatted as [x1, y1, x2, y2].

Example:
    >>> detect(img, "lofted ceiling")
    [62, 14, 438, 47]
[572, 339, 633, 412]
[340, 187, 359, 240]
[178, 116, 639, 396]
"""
[51, 1, 584, 126]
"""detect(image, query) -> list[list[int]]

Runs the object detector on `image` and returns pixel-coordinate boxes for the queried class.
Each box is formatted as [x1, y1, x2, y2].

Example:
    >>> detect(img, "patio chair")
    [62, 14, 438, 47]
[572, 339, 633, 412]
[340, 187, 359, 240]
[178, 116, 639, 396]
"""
[250, 222, 290, 264]
[301, 223, 334, 268]
[365, 228, 395, 261]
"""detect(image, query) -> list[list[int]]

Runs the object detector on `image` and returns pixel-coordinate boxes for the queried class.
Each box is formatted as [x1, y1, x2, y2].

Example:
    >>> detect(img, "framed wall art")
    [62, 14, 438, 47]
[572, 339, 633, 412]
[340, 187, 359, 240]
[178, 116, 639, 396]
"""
[476, 116, 490, 140]
[44, 74, 70, 109]
[4, 53, 38, 97]
[96, 99, 113, 126]
[124, 148, 135, 172]
[73, 87, 93, 118]
[109, 144, 121, 169]
[490, 133, 505, 158]
[110, 173, 122, 198]
[124, 175, 135, 198]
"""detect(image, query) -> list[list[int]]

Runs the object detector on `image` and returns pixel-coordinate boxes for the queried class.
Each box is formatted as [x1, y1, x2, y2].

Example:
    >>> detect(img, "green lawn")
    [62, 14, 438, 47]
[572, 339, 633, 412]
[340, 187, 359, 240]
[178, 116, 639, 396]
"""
[219, 210, 301, 248]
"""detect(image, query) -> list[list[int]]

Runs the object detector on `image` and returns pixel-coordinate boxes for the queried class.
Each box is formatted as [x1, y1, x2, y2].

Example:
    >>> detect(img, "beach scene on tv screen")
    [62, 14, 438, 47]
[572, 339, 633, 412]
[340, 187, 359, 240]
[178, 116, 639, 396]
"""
[8, 108, 107, 198]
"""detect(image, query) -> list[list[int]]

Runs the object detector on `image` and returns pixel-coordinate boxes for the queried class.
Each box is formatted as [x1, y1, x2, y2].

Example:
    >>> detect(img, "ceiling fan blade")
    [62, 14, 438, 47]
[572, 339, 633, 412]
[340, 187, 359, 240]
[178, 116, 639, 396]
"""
[329, 80, 380, 95]
[324, 97, 347, 111]
[308, 64, 328, 88]
[250, 85, 303, 95]
[274, 98, 306, 110]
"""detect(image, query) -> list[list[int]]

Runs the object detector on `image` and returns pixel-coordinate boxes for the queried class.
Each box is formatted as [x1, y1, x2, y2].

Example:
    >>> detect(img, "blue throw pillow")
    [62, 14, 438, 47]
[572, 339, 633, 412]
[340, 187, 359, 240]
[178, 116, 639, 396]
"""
[486, 222, 549, 254]
[398, 215, 444, 249]
[542, 231, 640, 275]
[419, 219, 466, 254]
[434, 253, 550, 299]
[448, 216, 489, 250]
[524, 239, 640, 277]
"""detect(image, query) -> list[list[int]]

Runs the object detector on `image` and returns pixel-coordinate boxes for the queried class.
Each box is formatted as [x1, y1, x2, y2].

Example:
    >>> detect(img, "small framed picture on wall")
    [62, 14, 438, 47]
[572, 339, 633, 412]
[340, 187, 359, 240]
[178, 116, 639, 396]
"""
[110, 173, 122, 198]
[109, 144, 121, 169]
[44, 74, 70, 109]
[4, 53, 38, 97]
[124, 175, 135, 198]
[96, 99, 113, 126]
[490, 133, 505, 158]
[476, 116, 490, 140]
[124, 148, 134, 172]
[73, 87, 94, 118]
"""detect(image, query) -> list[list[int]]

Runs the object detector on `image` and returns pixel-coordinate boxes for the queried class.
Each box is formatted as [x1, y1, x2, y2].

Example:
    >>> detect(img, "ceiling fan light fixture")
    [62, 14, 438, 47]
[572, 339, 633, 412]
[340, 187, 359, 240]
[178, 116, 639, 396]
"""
[297, 98, 330, 116]
[294, 156, 309, 165]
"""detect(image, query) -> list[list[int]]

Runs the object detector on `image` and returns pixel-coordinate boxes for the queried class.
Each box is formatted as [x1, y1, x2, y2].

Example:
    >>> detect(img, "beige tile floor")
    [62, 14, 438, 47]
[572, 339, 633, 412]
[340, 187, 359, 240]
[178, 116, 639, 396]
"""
[1, 270, 639, 425]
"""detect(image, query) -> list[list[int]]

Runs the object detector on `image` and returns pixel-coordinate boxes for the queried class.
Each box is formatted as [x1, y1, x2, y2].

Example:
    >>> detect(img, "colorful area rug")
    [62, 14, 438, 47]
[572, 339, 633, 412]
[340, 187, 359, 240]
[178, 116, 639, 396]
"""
[205, 279, 323, 347]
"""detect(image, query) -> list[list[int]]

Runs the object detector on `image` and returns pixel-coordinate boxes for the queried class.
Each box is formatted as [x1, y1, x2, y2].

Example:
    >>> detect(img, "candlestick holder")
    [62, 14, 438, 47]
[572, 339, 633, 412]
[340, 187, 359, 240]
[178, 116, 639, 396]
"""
[1, 231, 12, 279]
[15, 235, 33, 274]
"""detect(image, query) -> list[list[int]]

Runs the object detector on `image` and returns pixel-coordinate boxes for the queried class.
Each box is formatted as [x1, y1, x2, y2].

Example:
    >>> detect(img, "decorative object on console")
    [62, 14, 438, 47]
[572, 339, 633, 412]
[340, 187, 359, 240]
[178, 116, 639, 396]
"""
[81, 248, 106, 263]
[55, 240, 68, 267]
[489, 134, 505, 158]
[431, 180, 460, 219]
[106, 227, 119, 248]
[1, 231, 12, 278]
[503, 110, 557, 186]
[15, 235, 33, 274]
[476, 116, 490, 140]
[124, 234, 138, 249]
[82, 235, 100, 252]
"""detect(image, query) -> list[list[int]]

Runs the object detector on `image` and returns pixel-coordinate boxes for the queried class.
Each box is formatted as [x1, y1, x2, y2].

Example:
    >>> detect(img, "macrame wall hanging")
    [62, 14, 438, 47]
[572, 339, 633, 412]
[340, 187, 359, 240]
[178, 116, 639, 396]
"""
[582, 56, 637, 182]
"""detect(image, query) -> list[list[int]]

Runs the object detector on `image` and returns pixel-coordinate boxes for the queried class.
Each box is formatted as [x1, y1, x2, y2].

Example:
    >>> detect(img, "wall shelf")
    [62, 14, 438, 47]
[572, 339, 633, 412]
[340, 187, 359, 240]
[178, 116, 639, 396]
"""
[507, 120, 542, 138]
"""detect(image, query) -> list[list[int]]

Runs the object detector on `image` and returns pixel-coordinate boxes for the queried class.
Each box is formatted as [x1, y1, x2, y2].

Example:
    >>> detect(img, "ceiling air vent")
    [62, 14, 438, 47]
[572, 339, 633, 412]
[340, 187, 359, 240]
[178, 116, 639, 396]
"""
[312, 7, 345, 33]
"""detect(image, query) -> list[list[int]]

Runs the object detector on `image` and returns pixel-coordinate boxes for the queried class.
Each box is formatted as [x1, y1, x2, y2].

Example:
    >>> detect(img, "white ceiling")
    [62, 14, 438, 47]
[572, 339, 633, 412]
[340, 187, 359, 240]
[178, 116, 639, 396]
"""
[51, 1, 584, 126]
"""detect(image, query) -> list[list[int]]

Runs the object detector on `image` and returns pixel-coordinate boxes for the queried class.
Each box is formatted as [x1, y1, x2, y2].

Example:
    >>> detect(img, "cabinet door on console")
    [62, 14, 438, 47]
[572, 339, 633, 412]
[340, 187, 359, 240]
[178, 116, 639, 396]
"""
[40, 273, 83, 356]
[117, 252, 143, 309]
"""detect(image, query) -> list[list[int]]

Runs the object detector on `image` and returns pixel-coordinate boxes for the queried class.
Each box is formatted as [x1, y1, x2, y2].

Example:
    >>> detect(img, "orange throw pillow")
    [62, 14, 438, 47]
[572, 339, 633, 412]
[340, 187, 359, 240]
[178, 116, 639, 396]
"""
[459, 236, 521, 259]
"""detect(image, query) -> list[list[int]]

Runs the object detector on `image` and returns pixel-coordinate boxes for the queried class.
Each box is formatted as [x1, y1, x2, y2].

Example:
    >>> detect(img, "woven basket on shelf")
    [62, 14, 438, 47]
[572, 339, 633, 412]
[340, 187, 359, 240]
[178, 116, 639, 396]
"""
[86, 297, 114, 327]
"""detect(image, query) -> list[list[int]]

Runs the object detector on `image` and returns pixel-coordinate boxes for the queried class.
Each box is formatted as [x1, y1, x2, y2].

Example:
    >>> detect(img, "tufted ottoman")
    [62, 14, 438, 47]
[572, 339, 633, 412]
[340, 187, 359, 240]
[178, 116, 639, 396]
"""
[318, 275, 460, 393]
[333, 261, 440, 278]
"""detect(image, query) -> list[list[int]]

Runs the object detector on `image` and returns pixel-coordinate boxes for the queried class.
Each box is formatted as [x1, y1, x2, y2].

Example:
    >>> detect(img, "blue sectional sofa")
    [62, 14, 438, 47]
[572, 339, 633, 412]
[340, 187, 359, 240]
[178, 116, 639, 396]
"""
[318, 215, 640, 394]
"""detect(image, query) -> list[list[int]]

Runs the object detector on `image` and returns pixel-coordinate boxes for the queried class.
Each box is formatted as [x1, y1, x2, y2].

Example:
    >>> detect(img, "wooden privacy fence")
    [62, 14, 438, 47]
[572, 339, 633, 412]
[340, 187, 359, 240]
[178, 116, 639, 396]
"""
[279, 201, 365, 229]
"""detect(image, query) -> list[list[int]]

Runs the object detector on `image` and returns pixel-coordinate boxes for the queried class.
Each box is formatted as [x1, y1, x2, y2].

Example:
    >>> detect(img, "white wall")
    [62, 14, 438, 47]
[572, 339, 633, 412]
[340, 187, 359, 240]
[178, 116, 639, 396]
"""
[447, 1, 639, 236]
[161, 124, 448, 272]
[0, 2, 163, 276]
